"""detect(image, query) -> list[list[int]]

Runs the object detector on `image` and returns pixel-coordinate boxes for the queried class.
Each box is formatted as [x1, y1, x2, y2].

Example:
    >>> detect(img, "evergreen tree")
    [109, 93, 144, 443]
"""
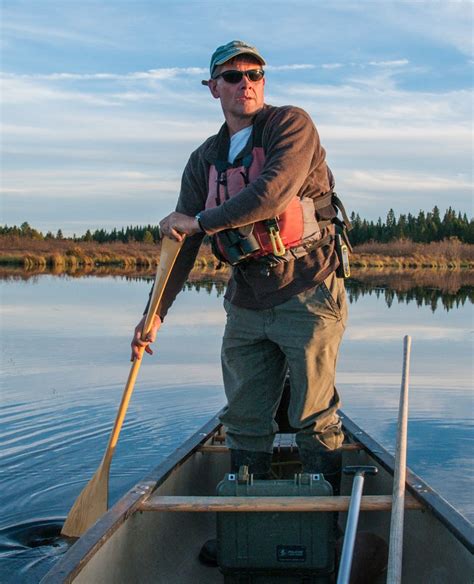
[385, 209, 396, 241]
[395, 213, 407, 240]
[93, 228, 107, 243]
[432, 206, 441, 239]
[442, 207, 457, 238]
[20, 221, 32, 236]
[416, 211, 427, 242]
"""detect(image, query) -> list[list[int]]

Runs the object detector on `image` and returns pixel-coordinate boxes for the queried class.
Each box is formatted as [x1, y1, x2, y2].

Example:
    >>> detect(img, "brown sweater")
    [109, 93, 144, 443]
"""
[157, 104, 338, 319]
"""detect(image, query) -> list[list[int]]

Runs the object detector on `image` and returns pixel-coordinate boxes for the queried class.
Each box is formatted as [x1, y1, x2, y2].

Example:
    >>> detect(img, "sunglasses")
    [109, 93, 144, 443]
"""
[212, 69, 265, 84]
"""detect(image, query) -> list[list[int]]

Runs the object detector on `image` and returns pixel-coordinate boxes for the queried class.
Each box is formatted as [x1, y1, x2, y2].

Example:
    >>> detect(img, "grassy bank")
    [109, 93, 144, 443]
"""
[351, 239, 473, 269]
[0, 238, 162, 270]
[1, 236, 472, 271]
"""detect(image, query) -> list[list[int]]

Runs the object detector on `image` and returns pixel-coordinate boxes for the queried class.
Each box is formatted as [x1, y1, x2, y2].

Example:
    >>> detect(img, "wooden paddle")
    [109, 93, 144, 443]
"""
[386, 335, 412, 583]
[61, 236, 184, 538]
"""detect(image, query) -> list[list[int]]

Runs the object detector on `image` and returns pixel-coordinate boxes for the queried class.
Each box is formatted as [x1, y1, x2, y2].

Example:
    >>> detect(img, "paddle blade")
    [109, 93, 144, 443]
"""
[61, 459, 110, 538]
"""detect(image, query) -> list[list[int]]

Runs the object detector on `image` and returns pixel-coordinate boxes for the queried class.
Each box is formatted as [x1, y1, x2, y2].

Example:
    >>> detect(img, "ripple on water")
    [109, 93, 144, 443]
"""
[0, 518, 73, 583]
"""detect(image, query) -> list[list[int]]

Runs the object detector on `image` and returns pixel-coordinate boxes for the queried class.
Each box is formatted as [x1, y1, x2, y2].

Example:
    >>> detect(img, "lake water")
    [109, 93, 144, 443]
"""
[0, 271, 472, 582]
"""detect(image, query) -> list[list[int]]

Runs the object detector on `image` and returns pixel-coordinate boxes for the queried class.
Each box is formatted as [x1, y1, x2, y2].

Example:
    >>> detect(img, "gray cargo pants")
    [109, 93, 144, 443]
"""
[220, 271, 347, 456]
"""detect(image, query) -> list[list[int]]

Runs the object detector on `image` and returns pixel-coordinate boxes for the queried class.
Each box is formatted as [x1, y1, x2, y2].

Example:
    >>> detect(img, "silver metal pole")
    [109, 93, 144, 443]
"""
[387, 335, 412, 584]
[336, 472, 365, 584]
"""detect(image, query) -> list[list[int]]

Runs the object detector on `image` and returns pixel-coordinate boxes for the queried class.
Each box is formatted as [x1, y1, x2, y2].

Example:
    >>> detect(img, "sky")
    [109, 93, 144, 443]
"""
[1, 0, 473, 236]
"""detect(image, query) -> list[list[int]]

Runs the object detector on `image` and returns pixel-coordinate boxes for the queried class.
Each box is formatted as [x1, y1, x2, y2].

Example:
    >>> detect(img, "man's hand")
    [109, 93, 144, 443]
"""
[130, 314, 162, 361]
[159, 212, 201, 242]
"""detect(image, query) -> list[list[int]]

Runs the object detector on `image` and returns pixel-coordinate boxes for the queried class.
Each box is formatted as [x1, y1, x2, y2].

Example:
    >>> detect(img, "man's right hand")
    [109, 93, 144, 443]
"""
[159, 211, 202, 241]
[130, 313, 162, 361]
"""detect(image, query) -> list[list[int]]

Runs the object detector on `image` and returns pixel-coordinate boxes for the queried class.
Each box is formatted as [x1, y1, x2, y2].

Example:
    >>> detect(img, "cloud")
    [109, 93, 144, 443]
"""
[266, 64, 315, 71]
[21, 67, 208, 81]
[1, 169, 181, 199]
[1, 20, 119, 47]
[369, 59, 409, 67]
[386, 1, 474, 58]
[319, 124, 471, 142]
[275, 78, 471, 140]
[1, 111, 217, 145]
[322, 63, 343, 70]
[346, 171, 472, 193]
[0, 75, 121, 106]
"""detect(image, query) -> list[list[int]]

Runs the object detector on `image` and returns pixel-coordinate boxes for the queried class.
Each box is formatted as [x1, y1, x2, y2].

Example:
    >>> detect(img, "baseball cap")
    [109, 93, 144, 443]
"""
[201, 40, 266, 85]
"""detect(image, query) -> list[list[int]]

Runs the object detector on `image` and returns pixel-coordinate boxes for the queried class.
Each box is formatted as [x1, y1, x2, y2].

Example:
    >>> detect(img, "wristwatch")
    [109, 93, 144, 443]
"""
[195, 212, 204, 232]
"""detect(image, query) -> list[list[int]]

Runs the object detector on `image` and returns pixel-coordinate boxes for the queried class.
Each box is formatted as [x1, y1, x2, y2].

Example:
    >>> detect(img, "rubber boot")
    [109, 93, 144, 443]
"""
[299, 447, 342, 538]
[198, 450, 273, 566]
[300, 447, 342, 494]
[230, 449, 273, 480]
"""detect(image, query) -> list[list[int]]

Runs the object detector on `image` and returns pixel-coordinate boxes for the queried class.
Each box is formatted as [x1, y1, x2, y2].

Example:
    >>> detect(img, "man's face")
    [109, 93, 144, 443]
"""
[208, 58, 265, 122]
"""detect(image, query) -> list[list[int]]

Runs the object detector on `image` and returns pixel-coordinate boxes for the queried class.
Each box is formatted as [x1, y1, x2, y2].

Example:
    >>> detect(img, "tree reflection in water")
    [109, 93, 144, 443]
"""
[181, 268, 474, 313]
[345, 269, 474, 312]
[1, 266, 472, 313]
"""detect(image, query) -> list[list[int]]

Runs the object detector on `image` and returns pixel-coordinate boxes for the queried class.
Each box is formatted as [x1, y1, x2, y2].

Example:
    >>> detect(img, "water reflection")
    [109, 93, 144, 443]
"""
[0, 269, 472, 582]
[346, 269, 474, 313]
[185, 278, 474, 313]
[346, 282, 473, 312]
[2, 266, 472, 313]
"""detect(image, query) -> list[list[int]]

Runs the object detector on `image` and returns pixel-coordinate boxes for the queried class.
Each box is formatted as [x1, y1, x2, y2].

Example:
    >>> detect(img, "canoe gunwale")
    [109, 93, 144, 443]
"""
[42, 409, 473, 583]
[41, 412, 223, 584]
[340, 413, 474, 554]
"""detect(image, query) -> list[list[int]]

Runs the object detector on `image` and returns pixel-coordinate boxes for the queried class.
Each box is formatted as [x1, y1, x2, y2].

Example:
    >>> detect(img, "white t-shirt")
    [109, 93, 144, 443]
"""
[228, 126, 252, 164]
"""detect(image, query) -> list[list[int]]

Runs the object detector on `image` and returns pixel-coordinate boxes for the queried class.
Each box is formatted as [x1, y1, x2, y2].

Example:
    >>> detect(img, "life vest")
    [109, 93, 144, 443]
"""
[205, 111, 351, 266]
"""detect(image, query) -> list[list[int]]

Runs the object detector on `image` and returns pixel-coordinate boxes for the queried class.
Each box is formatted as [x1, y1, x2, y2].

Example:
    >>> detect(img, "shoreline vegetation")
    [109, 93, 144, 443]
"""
[2, 206, 472, 272]
[0, 237, 473, 272]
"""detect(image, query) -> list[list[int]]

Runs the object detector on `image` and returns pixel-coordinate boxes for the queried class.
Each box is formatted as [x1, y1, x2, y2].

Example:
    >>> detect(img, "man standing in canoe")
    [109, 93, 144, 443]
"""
[131, 40, 349, 494]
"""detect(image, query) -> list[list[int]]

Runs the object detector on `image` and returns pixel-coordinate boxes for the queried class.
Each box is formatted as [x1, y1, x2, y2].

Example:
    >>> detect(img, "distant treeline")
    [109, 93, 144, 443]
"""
[0, 223, 161, 244]
[1, 206, 473, 244]
[349, 207, 473, 245]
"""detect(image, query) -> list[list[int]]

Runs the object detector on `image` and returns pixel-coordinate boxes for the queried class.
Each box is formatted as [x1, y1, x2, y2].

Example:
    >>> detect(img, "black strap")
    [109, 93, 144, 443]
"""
[332, 192, 352, 230]
[313, 191, 352, 230]
[215, 172, 220, 207]
[239, 153, 253, 187]
[314, 190, 353, 253]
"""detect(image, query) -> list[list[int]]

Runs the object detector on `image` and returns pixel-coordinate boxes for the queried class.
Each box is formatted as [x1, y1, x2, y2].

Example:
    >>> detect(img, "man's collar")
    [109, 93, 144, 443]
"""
[203, 105, 269, 163]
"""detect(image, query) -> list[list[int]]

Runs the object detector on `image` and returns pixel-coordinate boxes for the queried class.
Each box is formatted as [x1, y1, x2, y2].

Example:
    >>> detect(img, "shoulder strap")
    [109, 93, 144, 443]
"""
[332, 192, 352, 231]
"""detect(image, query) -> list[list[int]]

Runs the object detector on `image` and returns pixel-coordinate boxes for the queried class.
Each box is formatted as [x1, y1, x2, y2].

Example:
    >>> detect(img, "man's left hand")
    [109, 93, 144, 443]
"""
[159, 212, 201, 242]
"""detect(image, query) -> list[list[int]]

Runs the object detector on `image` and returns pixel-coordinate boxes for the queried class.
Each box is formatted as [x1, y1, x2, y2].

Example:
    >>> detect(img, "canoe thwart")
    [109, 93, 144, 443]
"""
[139, 494, 423, 513]
[197, 443, 364, 453]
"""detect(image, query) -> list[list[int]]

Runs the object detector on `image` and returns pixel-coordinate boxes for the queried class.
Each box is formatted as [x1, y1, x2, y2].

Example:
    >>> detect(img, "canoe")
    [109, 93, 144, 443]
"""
[42, 409, 473, 583]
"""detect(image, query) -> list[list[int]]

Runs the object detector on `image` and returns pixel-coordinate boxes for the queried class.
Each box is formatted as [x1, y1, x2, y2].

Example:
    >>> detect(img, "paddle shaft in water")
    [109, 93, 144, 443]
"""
[61, 236, 184, 538]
